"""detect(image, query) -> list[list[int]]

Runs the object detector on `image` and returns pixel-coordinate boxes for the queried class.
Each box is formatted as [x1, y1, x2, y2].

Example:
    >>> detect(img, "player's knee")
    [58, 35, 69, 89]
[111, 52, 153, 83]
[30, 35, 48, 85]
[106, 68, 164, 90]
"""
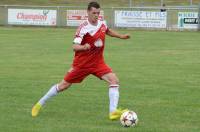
[102, 73, 119, 85]
[109, 78, 119, 85]
[57, 80, 71, 91]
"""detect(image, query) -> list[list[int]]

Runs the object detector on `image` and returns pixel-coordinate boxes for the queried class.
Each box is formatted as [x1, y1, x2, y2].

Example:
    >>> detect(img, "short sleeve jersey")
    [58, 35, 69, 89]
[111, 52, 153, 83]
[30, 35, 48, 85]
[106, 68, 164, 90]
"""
[72, 19, 109, 68]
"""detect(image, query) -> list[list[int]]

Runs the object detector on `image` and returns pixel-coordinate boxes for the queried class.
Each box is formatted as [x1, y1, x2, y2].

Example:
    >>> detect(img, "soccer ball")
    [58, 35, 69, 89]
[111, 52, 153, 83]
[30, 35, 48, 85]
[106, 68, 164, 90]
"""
[120, 110, 138, 127]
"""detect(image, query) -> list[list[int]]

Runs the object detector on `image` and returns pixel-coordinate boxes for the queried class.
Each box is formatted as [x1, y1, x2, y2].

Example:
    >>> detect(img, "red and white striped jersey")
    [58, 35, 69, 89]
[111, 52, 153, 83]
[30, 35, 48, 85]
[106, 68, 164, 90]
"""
[72, 19, 109, 68]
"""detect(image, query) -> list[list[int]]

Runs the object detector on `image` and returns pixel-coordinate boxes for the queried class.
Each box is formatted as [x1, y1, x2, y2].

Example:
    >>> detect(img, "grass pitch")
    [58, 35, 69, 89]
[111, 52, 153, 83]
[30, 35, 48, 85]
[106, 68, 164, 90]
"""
[0, 27, 200, 132]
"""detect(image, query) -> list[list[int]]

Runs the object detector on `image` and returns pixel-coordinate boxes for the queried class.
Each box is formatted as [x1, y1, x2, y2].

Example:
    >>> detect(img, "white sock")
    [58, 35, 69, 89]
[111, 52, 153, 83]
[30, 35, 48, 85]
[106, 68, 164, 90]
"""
[109, 84, 119, 113]
[38, 84, 59, 106]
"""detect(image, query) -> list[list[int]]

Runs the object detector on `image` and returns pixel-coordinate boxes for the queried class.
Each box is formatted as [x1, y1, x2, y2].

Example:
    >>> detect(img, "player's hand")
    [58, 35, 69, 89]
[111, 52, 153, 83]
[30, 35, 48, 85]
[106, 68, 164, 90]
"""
[120, 34, 130, 39]
[83, 43, 91, 50]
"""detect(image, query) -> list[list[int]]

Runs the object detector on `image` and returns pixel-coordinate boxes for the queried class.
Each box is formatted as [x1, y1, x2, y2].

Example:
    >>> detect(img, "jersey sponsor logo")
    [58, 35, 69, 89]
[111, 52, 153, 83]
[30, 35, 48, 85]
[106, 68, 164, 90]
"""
[94, 38, 103, 47]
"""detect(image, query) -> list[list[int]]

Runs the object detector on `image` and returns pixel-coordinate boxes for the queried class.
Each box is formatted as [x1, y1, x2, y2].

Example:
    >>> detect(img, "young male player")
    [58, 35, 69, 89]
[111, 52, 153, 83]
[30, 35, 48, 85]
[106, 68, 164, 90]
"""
[32, 1, 130, 120]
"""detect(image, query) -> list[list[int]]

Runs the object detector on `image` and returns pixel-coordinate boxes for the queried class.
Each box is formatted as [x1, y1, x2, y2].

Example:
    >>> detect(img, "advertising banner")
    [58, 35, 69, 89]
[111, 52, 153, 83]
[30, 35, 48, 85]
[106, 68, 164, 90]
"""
[66, 10, 104, 26]
[178, 12, 198, 29]
[115, 11, 167, 28]
[8, 9, 57, 26]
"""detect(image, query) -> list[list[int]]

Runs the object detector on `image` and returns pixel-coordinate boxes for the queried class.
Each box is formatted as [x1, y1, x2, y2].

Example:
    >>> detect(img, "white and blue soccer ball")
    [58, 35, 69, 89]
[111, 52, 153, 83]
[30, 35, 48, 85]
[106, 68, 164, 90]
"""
[120, 110, 138, 127]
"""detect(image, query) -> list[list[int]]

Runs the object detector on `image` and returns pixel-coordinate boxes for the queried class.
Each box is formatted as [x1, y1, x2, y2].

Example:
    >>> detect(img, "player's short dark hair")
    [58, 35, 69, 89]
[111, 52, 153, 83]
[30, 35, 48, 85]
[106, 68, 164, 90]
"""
[87, 1, 100, 10]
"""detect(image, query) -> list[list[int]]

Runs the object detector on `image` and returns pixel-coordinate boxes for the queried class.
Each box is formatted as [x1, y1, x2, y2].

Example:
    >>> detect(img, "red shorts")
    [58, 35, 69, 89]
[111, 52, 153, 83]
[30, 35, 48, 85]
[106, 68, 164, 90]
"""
[64, 64, 112, 83]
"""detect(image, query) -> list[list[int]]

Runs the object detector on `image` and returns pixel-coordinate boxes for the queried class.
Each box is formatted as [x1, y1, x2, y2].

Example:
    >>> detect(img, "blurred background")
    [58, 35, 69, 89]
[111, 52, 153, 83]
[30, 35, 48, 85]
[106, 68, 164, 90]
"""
[0, 0, 200, 30]
[0, 0, 200, 6]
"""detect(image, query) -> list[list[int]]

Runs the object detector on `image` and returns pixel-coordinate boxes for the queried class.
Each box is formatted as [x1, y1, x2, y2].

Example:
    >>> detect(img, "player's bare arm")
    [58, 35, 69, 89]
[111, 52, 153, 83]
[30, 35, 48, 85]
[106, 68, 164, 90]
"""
[72, 43, 91, 52]
[106, 29, 130, 39]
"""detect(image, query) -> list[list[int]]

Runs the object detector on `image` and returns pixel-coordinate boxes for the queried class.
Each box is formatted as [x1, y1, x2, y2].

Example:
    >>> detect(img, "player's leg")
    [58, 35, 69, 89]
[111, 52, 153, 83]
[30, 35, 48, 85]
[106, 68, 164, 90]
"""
[92, 64, 126, 120]
[32, 67, 90, 117]
[38, 80, 71, 106]
[31, 80, 71, 117]
[101, 73, 120, 112]
[101, 73, 128, 120]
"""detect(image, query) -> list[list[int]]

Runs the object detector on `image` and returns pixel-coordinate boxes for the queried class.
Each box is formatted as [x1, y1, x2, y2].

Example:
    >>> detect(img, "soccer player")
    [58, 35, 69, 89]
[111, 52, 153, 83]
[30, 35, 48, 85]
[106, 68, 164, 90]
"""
[32, 1, 130, 120]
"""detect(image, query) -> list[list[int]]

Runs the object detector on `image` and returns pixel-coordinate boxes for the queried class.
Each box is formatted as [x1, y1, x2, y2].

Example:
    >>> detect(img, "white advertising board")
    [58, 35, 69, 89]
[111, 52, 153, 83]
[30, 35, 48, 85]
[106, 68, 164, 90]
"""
[178, 12, 198, 29]
[115, 11, 167, 28]
[66, 10, 104, 26]
[8, 9, 57, 26]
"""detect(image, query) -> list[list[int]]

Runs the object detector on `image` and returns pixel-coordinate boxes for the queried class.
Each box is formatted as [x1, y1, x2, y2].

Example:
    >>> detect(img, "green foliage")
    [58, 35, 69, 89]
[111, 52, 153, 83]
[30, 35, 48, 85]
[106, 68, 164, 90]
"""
[0, 27, 200, 132]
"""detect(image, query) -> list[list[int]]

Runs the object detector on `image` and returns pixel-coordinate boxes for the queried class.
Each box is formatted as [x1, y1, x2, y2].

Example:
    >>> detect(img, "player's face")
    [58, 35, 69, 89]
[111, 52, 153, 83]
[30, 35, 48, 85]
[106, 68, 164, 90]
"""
[87, 7, 100, 24]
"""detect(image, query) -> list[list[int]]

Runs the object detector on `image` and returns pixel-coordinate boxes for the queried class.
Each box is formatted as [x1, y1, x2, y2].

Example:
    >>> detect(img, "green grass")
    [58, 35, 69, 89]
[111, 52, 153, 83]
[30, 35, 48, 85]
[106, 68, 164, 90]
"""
[0, 27, 200, 132]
